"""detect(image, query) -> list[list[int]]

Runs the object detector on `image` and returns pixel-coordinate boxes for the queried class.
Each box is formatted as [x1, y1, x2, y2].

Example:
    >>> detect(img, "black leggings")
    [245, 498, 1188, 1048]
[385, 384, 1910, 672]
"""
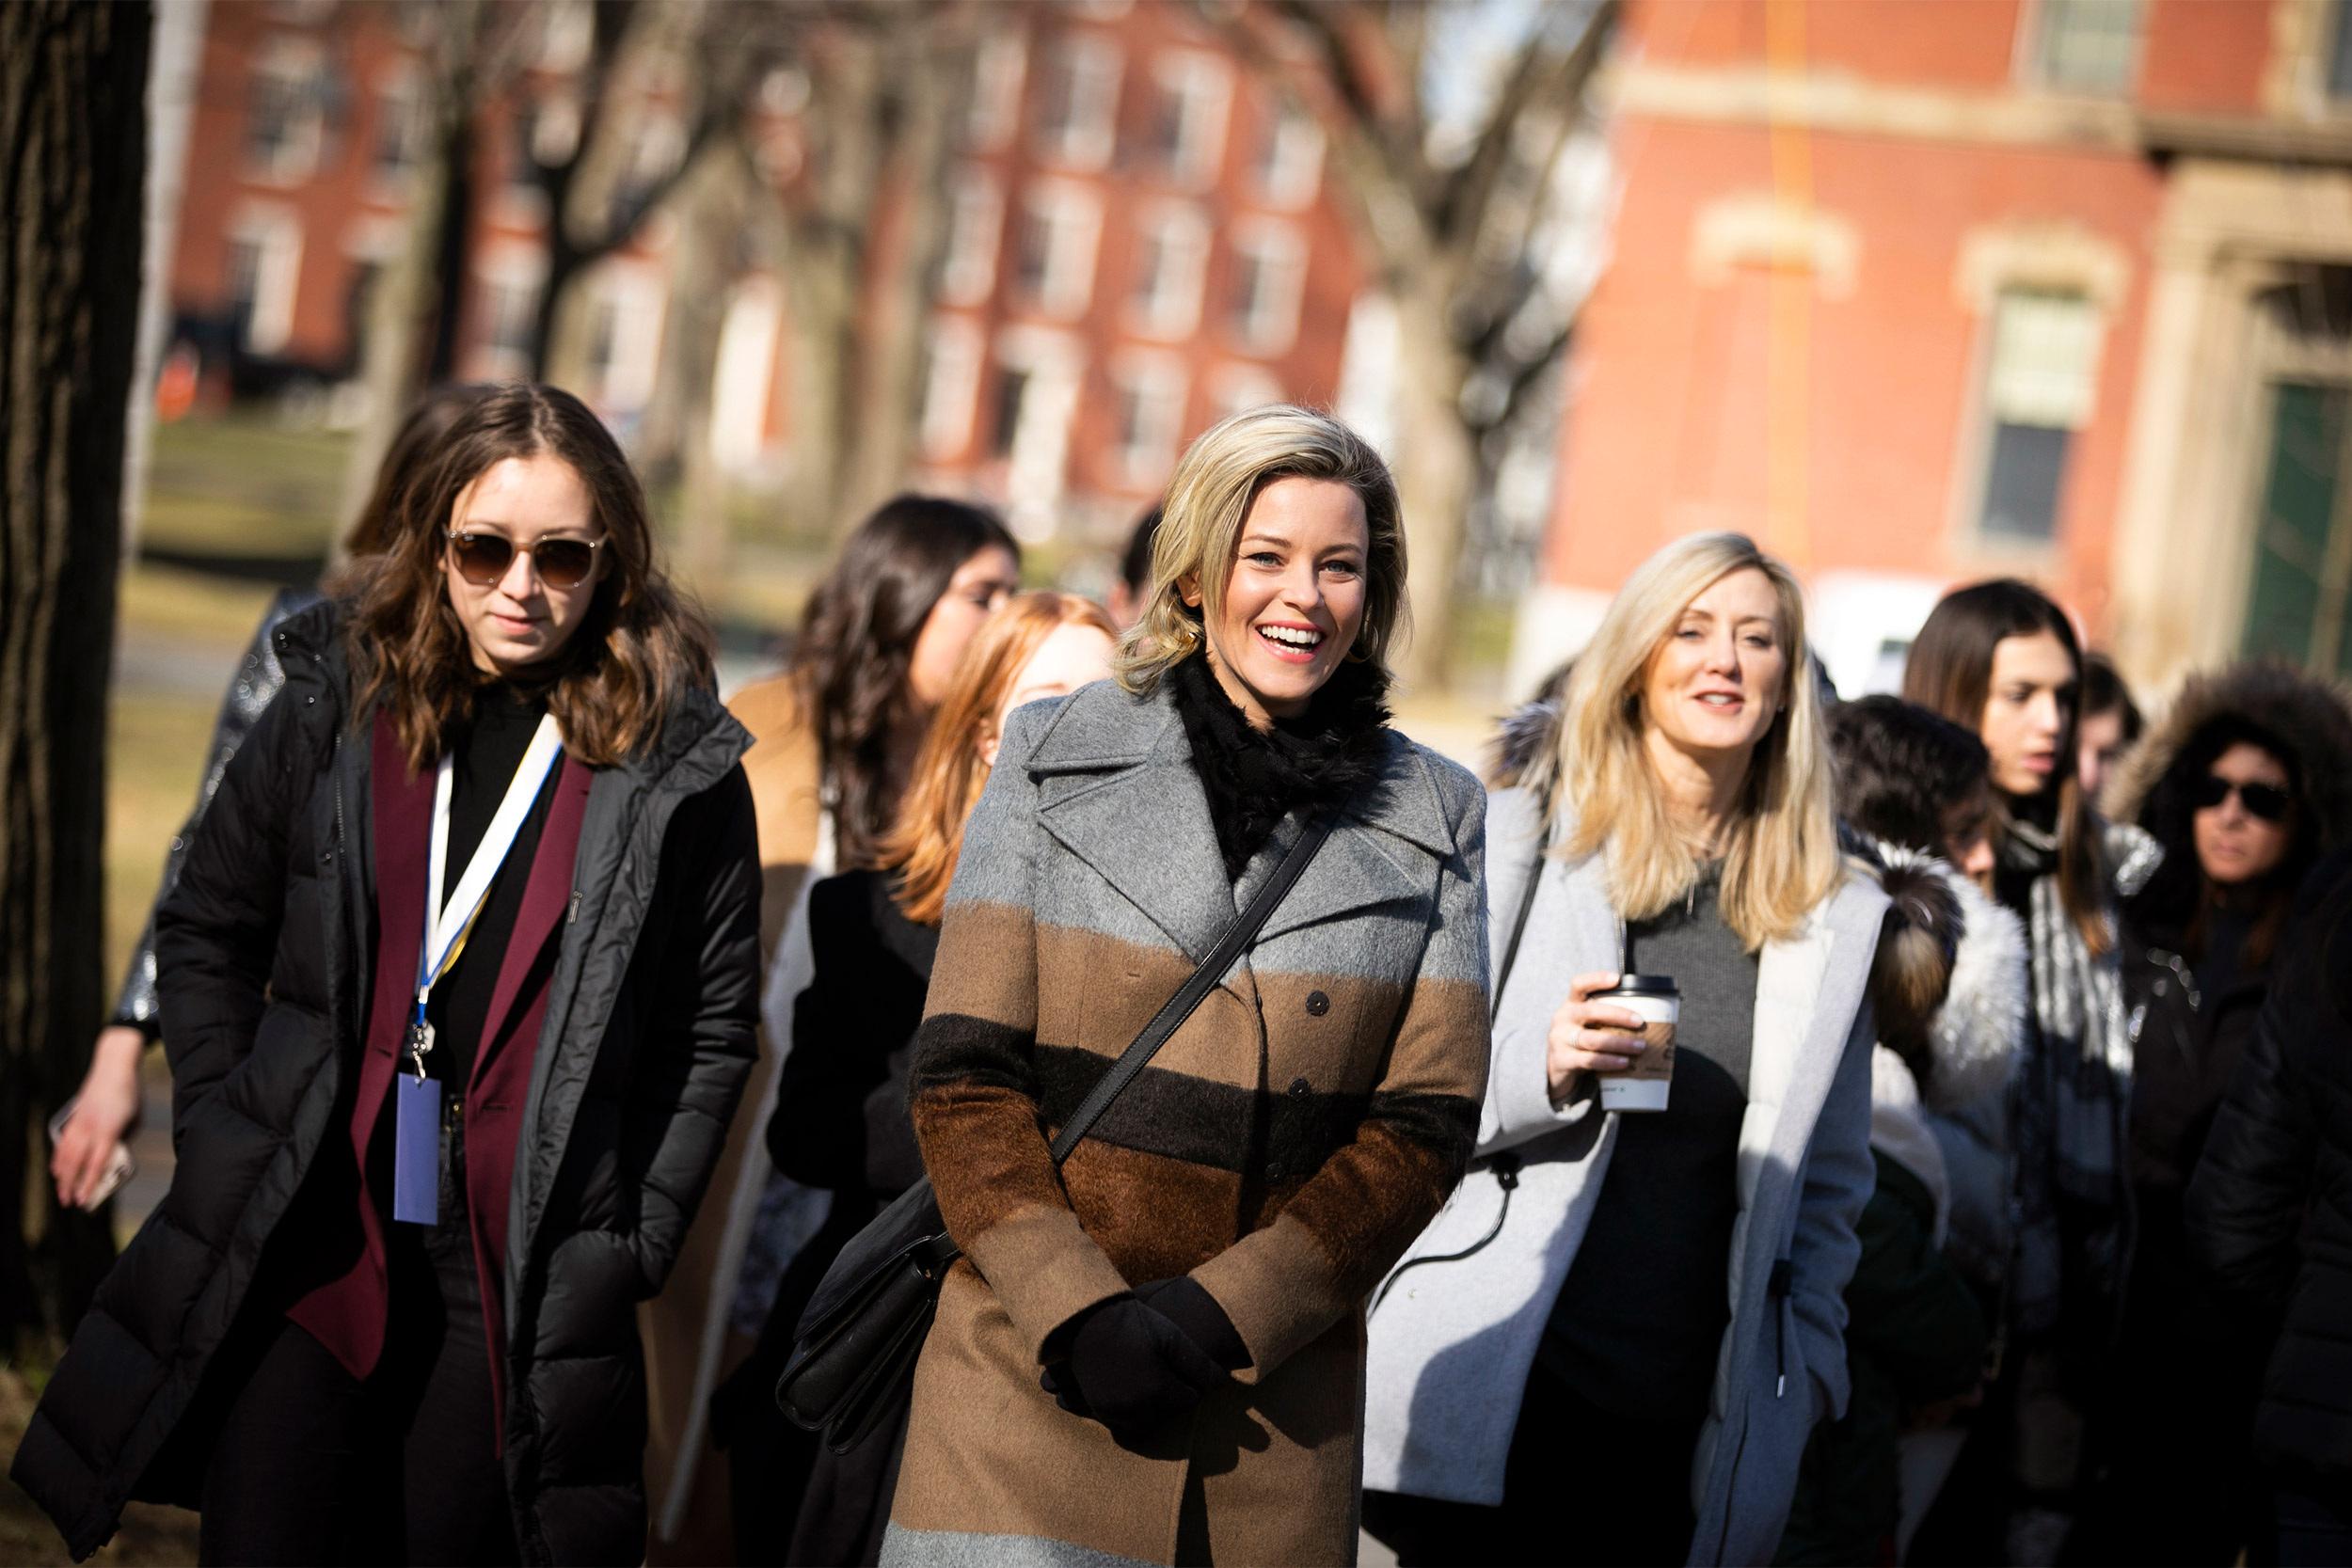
[1362, 1359, 1702, 1567]
[199, 1123, 516, 1565]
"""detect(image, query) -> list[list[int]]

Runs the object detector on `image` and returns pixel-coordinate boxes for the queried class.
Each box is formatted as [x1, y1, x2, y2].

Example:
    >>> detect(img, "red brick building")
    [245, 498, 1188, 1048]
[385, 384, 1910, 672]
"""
[1521, 0, 2352, 699]
[164, 0, 1364, 551]
[906, 3, 1363, 543]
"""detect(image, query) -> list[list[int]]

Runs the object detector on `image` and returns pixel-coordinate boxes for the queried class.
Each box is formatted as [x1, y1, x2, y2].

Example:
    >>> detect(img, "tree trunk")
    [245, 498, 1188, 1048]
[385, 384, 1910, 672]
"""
[336, 79, 454, 551]
[1390, 284, 1477, 697]
[0, 0, 150, 1345]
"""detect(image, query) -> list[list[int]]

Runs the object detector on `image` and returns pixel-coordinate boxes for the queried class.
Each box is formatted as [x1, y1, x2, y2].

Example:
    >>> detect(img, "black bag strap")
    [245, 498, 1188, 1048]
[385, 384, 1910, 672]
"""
[1047, 808, 1339, 1165]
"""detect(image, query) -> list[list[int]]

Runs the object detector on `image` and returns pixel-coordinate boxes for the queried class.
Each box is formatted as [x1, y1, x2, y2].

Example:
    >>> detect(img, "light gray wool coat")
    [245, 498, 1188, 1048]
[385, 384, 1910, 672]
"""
[1361, 786, 1885, 1566]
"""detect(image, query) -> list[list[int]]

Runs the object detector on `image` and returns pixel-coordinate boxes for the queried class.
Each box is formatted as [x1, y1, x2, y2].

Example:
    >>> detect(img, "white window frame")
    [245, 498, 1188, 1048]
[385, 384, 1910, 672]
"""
[993, 325, 1087, 543]
[1228, 217, 1307, 356]
[1149, 50, 1232, 189]
[921, 313, 988, 461]
[227, 205, 305, 356]
[1253, 103, 1325, 211]
[1033, 34, 1122, 172]
[1107, 350, 1190, 486]
[371, 63, 426, 190]
[711, 276, 785, 473]
[967, 30, 1027, 151]
[1958, 287, 2107, 547]
[246, 37, 327, 184]
[1015, 180, 1104, 321]
[941, 166, 1004, 307]
[582, 261, 667, 415]
[2016, 0, 2144, 97]
[471, 240, 549, 380]
[1127, 200, 1210, 341]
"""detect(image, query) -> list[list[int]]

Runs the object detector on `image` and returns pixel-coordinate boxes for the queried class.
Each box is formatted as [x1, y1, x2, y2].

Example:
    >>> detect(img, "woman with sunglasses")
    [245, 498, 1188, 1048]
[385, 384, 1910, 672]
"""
[2069, 663, 2352, 1564]
[14, 383, 762, 1565]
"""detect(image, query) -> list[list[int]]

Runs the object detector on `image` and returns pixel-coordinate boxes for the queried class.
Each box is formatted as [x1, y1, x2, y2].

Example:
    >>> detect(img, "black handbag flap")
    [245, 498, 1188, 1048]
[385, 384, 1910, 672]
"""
[795, 1177, 956, 1345]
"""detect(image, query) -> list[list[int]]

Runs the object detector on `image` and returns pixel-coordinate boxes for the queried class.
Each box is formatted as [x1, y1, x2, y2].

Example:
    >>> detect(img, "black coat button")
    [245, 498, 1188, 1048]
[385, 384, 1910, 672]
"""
[1289, 1077, 1311, 1097]
[1266, 1162, 1285, 1181]
[1305, 990, 1329, 1016]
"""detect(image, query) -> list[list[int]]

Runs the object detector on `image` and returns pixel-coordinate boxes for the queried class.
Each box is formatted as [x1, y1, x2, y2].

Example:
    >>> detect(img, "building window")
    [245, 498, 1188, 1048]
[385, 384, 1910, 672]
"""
[1143, 52, 1232, 188]
[1033, 35, 1121, 171]
[1012, 182, 1103, 320]
[941, 168, 1004, 307]
[1108, 355, 1188, 483]
[1210, 363, 1285, 422]
[373, 71, 426, 184]
[1251, 106, 1325, 211]
[2026, 0, 2142, 96]
[1976, 290, 2103, 542]
[482, 277, 541, 367]
[1128, 203, 1209, 340]
[989, 364, 1032, 458]
[2328, 0, 2352, 101]
[921, 314, 986, 460]
[1228, 220, 1307, 356]
[2244, 382, 2352, 673]
[968, 31, 1026, 150]
[247, 40, 327, 182]
[226, 214, 304, 356]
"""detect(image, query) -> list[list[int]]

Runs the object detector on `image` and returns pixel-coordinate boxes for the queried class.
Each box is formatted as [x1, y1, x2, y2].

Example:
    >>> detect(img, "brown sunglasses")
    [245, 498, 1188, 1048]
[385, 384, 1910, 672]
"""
[445, 529, 606, 590]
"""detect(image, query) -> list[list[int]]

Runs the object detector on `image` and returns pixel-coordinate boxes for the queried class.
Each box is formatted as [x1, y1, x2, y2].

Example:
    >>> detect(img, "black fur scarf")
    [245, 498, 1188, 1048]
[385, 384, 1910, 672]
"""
[1168, 651, 1391, 882]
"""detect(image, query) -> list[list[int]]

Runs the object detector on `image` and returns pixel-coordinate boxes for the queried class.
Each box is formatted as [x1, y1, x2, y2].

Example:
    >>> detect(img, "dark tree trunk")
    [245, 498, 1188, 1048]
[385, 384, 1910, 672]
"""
[426, 106, 474, 385]
[0, 0, 149, 1344]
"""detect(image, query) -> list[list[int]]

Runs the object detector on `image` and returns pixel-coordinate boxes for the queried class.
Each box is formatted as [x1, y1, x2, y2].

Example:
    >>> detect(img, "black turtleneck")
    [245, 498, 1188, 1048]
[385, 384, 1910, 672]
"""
[421, 680, 560, 1093]
[1167, 651, 1391, 881]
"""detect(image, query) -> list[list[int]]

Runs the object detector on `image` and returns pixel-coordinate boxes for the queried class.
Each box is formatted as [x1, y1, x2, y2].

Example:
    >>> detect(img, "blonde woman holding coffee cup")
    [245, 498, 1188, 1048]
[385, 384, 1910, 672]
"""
[1363, 532, 1884, 1567]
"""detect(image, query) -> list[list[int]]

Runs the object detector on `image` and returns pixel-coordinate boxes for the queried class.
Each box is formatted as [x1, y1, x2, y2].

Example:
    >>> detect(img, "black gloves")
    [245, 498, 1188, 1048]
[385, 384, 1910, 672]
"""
[1041, 1277, 1249, 1449]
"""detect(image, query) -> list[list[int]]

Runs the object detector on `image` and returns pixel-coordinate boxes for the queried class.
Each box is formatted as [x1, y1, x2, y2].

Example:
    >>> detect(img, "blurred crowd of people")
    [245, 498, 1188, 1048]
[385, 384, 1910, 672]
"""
[9, 382, 2352, 1568]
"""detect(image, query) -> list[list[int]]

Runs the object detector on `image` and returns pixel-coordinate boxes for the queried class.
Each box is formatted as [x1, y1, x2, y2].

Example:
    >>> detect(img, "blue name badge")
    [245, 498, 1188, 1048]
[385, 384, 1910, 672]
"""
[393, 1073, 441, 1226]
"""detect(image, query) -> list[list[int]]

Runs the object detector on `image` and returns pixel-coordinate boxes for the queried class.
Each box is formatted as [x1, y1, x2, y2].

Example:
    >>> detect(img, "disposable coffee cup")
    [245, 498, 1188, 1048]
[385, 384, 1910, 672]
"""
[1592, 974, 1678, 1112]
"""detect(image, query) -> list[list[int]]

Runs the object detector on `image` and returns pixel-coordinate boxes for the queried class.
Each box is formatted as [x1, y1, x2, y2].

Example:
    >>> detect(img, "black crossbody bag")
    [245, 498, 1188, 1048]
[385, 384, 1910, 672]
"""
[775, 809, 1340, 1454]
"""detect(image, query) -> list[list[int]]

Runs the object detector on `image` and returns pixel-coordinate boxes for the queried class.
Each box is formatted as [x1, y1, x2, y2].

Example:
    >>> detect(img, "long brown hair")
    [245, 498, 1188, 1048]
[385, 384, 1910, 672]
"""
[345, 382, 714, 771]
[1902, 578, 2106, 951]
[882, 592, 1116, 926]
[788, 495, 1018, 868]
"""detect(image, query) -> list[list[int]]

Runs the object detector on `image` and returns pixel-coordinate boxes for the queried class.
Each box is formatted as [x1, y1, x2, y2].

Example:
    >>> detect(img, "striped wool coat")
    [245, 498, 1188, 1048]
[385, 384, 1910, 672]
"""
[887, 674, 1491, 1567]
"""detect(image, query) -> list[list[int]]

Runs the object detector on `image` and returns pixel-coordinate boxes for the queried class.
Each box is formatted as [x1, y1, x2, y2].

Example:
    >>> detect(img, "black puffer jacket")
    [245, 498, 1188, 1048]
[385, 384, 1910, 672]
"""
[10, 602, 761, 1562]
[2186, 849, 2352, 1489]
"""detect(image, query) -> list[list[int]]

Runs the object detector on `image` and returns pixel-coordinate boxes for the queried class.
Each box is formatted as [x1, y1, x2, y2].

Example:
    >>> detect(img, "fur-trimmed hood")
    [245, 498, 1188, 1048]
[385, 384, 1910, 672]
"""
[2102, 660, 2352, 852]
[1867, 843, 2028, 1113]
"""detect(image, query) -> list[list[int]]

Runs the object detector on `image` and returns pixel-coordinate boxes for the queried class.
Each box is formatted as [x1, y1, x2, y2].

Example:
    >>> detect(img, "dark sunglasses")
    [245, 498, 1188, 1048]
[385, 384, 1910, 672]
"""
[445, 529, 605, 590]
[2192, 774, 2291, 822]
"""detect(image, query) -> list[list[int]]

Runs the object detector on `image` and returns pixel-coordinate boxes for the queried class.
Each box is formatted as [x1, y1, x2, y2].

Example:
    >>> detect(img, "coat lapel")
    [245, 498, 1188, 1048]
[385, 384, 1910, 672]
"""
[1029, 687, 1232, 960]
[1254, 735, 1457, 943]
[472, 752, 594, 1090]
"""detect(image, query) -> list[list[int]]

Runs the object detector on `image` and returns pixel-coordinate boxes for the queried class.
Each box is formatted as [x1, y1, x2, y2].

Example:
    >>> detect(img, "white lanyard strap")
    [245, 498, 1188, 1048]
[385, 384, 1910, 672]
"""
[419, 712, 565, 1008]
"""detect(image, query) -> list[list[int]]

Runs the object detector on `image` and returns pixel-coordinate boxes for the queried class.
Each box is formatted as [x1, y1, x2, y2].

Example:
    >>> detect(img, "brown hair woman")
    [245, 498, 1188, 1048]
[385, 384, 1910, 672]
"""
[766, 591, 1117, 1565]
[694, 497, 1020, 1559]
[53, 383, 492, 1214]
[15, 383, 764, 1566]
[1900, 578, 2161, 1549]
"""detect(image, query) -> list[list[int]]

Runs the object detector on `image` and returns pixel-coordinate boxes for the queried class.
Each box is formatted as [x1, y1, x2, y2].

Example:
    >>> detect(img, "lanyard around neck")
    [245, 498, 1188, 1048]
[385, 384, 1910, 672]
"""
[408, 712, 564, 1074]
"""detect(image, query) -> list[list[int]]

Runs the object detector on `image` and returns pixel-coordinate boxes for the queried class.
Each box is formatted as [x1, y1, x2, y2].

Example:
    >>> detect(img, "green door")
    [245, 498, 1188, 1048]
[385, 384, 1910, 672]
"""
[2244, 381, 2352, 674]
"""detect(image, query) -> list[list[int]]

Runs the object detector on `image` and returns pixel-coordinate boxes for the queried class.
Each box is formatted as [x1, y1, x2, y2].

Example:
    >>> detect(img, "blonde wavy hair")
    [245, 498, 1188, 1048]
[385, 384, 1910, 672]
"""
[882, 591, 1118, 925]
[1115, 404, 1406, 694]
[1543, 531, 1841, 950]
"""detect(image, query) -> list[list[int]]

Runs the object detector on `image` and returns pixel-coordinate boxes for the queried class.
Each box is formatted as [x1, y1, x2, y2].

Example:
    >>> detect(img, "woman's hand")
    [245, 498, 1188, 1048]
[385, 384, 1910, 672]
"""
[1545, 973, 1645, 1103]
[52, 1025, 145, 1210]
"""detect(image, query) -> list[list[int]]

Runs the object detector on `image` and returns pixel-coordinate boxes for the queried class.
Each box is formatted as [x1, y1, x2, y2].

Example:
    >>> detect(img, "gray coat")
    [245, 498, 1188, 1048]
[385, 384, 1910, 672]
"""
[888, 678, 1491, 1567]
[1361, 786, 1883, 1566]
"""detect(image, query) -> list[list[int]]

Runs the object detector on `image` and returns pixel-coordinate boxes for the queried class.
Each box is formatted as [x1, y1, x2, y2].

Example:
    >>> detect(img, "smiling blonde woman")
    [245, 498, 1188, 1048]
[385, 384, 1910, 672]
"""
[1363, 531, 1884, 1568]
[885, 405, 1489, 1567]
